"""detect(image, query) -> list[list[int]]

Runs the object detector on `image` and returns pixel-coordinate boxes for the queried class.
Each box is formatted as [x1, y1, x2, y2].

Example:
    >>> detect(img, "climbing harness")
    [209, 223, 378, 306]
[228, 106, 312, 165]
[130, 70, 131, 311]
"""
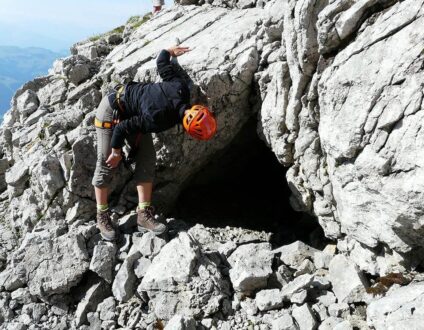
[94, 84, 126, 129]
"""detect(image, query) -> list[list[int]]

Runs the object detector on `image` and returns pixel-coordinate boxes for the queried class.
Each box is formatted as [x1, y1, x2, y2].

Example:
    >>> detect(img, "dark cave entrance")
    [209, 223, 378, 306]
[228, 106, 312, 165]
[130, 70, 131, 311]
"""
[172, 117, 323, 248]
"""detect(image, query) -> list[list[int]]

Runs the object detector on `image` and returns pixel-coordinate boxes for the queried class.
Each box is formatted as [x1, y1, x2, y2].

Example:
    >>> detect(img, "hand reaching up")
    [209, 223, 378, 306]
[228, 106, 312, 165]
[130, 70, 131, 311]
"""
[167, 46, 190, 57]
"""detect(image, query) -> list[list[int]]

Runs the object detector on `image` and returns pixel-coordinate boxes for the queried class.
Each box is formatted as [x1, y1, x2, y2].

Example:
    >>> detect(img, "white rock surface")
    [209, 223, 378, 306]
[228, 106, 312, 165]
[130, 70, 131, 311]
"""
[228, 243, 273, 294]
[0, 0, 423, 328]
[292, 304, 318, 330]
[112, 251, 140, 302]
[89, 243, 116, 283]
[255, 289, 284, 311]
[367, 282, 424, 330]
[23, 232, 90, 298]
[318, 0, 424, 254]
[274, 241, 319, 270]
[138, 232, 230, 320]
[164, 314, 196, 330]
[329, 255, 368, 303]
[271, 313, 296, 330]
[281, 274, 314, 301]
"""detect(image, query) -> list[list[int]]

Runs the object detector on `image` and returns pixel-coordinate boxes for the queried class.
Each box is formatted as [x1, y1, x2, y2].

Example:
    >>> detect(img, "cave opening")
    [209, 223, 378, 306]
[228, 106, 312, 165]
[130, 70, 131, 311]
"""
[172, 117, 323, 248]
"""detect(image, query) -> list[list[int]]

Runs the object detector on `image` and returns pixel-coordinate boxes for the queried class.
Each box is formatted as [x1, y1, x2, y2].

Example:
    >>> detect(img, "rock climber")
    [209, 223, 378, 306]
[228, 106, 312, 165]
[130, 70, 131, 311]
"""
[92, 45, 217, 241]
[152, 0, 164, 14]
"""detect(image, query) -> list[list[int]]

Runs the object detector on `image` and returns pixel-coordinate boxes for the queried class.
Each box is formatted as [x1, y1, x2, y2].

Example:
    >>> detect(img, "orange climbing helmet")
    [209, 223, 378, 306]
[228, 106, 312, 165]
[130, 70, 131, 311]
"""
[183, 105, 217, 140]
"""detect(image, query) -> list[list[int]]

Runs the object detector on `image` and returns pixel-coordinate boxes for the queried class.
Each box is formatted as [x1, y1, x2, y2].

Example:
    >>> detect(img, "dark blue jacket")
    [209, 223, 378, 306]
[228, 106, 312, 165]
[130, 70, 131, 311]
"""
[110, 49, 190, 148]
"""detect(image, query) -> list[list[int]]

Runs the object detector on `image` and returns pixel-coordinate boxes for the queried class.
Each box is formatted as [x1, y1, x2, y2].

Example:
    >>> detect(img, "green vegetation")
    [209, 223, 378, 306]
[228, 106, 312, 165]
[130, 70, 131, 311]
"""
[87, 25, 124, 43]
[85, 12, 151, 44]
[89, 34, 102, 42]
[110, 25, 125, 34]
[127, 15, 142, 25]
[127, 13, 152, 30]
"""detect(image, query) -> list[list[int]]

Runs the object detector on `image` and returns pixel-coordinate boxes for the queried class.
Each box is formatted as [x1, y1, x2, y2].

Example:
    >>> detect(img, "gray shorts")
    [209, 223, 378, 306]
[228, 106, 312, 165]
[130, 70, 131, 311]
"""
[91, 96, 156, 188]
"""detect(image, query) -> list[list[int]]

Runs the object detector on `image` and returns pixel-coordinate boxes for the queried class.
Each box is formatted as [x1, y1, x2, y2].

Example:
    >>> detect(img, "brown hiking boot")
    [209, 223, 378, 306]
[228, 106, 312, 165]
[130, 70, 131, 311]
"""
[137, 206, 166, 235]
[96, 210, 116, 241]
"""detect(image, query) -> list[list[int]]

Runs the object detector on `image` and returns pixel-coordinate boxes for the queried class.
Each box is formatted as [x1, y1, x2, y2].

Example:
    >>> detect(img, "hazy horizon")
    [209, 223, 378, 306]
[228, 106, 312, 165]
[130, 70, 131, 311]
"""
[0, 0, 173, 115]
[0, 0, 173, 52]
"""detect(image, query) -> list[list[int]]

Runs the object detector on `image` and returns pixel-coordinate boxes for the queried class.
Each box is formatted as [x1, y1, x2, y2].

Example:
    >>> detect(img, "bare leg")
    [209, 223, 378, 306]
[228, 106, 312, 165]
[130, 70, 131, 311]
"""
[136, 182, 153, 203]
[95, 186, 109, 205]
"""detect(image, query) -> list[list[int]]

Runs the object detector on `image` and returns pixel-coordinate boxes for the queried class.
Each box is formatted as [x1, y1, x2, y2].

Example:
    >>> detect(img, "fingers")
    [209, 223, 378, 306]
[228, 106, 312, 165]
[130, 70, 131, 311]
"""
[106, 154, 120, 169]
[177, 47, 190, 54]
[168, 46, 191, 57]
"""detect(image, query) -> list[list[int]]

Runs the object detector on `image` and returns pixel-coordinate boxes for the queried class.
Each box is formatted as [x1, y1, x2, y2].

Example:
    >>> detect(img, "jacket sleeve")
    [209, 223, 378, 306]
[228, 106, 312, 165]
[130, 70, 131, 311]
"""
[157, 49, 179, 81]
[110, 115, 144, 149]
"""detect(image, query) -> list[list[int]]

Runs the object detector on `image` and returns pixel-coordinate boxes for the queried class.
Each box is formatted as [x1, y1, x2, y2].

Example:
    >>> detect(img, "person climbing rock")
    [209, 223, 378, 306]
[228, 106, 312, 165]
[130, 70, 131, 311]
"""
[92, 45, 217, 241]
[152, 0, 164, 14]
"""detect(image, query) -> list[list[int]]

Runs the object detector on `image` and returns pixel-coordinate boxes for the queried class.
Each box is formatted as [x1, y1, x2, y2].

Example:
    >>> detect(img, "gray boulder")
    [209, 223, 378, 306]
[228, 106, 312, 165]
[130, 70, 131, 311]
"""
[228, 243, 273, 295]
[318, 317, 345, 330]
[96, 296, 116, 321]
[138, 232, 230, 320]
[292, 304, 318, 330]
[74, 280, 109, 326]
[0, 269, 25, 292]
[255, 288, 283, 312]
[164, 314, 196, 330]
[15, 90, 39, 119]
[31, 155, 65, 202]
[37, 77, 68, 106]
[5, 161, 29, 197]
[329, 255, 368, 303]
[89, 242, 116, 283]
[271, 313, 297, 330]
[68, 64, 91, 86]
[281, 274, 314, 302]
[129, 232, 166, 258]
[68, 135, 97, 198]
[274, 241, 319, 270]
[139, 233, 198, 292]
[112, 251, 140, 302]
[23, 232, 89, 298]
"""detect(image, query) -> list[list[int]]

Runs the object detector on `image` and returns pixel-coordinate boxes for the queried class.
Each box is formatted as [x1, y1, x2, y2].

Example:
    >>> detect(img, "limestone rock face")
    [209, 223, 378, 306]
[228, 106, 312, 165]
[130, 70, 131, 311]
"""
[0, 0, 424, 328]
[1, 0, 421, 268]
[367, 282, 424, 330]
[318, 0, 424, 254]
[256, 0, 424, 270]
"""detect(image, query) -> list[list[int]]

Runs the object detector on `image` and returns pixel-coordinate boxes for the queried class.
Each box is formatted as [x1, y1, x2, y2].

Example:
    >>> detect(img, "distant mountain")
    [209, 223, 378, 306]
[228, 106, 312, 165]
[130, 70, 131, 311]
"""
[0, 46, 68, 116]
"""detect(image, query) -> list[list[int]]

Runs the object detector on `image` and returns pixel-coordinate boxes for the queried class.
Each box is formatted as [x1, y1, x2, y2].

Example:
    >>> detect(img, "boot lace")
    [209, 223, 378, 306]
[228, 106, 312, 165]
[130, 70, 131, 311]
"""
[98, 211, 113, 231]
[144, 206, 156, 223]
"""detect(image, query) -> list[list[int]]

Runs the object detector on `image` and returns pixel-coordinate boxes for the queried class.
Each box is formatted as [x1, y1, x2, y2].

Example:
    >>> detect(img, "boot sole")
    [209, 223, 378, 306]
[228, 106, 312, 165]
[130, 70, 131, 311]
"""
[137, 225, 166, 235]
[100, 232, 117, 241]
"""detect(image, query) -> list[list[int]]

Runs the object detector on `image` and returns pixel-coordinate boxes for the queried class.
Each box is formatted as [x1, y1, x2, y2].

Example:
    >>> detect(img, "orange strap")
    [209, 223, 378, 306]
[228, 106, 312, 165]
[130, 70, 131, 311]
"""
[94, 117, 114, 129]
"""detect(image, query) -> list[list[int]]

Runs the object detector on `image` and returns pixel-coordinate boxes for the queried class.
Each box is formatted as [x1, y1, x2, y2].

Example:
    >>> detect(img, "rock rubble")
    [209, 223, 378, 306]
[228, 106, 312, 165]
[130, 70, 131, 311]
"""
[0, 0, 423, 328]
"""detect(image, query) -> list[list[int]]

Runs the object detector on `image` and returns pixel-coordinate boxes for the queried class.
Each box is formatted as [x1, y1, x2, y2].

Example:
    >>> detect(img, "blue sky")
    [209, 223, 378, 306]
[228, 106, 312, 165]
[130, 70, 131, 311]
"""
[0, 0, 173, 52]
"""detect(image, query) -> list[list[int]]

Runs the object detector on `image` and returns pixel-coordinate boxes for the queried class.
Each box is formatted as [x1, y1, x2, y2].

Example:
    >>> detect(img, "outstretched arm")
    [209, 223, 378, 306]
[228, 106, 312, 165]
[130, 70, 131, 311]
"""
[157, 46, 190, 81]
